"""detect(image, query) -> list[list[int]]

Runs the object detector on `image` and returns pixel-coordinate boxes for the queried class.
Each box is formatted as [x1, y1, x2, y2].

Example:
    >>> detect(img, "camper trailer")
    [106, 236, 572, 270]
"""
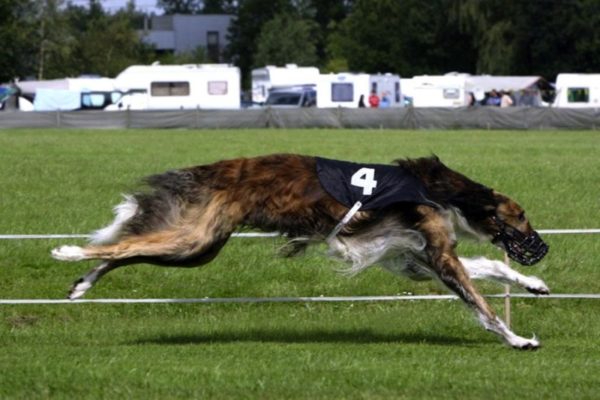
[553, 73, 600, 108]
[107, 63, 241, 110]
[251, 64, 320, 103]
[316, 73, 402, 108]
[411, 74, 546, 107]
[410, 74, 471, 107]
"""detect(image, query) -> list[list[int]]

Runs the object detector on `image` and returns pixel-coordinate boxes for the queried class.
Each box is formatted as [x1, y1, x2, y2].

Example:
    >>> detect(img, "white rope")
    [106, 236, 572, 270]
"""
[1, 229, 598, 306]
[0, 229, 599, 240]
[0, 232, 280, 240]
[1, 293, 600, 305]
[537, 229, 600, 234]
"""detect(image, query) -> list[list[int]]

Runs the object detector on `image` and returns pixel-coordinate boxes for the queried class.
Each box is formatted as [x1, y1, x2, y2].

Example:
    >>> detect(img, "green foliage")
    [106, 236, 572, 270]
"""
[72, 7, 155, 77]
[202, 0, 238, 13]
[2, 0, 600, 84]
[0, 1, 40, 81]
[0, 1, 154, 81]
[329, 0, 476, 75]
[448, 0, 600, 79]
[254, 13, 319, 67]
[157, 0, 202, 14]
[225, 0, 293, 86]
[156, 46, 208, 65]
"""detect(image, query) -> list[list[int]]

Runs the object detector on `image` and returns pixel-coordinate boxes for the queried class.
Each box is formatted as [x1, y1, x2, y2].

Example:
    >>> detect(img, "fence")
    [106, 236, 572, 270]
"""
[2, 107, 600, 130]
[1, 229, 598, 313]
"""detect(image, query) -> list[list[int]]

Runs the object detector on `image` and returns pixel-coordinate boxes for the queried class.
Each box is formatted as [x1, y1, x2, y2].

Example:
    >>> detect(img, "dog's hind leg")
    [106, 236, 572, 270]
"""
[460, 256, 550, 295]
[67, 260, 123, 299]
[63, 237, 229, 300]
[52, 194, 238, 263]
[52, 229, 223, 261]
[416, 207, 540, 349]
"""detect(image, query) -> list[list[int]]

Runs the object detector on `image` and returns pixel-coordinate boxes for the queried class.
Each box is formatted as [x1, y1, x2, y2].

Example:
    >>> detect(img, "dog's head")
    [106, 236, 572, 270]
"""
[479, 192, 549, 266]
[397, 156, 548, 265]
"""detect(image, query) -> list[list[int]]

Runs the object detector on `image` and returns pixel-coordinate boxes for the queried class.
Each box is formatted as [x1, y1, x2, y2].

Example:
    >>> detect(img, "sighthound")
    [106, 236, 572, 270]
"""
[52, 154, 549, 349]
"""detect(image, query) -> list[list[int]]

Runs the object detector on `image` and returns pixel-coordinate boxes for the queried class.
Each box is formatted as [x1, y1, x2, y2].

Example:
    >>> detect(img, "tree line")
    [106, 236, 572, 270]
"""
[2, 0, 600, 86]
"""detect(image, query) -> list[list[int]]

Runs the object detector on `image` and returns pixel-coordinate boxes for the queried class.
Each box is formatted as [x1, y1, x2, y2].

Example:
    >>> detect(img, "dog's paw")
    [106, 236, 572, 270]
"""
[68, 277, 92, 300]
[510, 335, 540, 350]
[51, 245, 86, 262]
[524, 276, 550, 295]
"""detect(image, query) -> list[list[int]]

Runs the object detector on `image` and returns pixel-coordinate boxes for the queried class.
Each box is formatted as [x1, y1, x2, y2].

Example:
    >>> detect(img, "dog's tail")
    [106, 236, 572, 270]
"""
[89, 194, 139, 244]
[90, 169, 210, 245]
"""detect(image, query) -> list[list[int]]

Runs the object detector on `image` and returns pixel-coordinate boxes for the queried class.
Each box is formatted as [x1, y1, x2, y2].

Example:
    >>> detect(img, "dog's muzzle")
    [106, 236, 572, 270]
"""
[491, 218, 549, 266]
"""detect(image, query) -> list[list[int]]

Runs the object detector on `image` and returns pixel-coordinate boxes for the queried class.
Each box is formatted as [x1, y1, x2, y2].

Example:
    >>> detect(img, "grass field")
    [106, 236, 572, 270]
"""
[1, 128, 600, 399]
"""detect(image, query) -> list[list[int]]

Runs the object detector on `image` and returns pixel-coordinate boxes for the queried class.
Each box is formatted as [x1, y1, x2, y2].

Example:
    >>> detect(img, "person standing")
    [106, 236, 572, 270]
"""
[500, 91, 514, 107]
[358, 94, 366, 107]
[368, 90, 380, 108]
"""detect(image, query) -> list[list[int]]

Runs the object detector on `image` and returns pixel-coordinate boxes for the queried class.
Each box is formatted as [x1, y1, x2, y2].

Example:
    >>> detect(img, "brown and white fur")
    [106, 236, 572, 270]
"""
[52, 154, 549, 349]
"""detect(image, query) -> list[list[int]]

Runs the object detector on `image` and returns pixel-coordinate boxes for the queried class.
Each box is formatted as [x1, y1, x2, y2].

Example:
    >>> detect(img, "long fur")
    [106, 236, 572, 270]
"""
[52, 154, 549, 349]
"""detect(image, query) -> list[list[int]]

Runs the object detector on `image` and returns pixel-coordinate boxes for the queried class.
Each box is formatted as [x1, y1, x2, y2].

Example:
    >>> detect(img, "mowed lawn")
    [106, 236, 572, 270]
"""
[1, 128, 600, 399]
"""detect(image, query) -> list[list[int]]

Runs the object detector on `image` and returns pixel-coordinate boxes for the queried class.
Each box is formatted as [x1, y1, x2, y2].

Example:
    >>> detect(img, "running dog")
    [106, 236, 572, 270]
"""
[52, 154, 549, 349]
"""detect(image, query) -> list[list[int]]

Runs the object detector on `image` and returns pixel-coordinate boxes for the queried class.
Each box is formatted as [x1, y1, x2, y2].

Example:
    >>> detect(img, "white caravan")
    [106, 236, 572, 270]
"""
[553, 73, 600, 108]
[107, 63, 241, 110]
[251, 64, 320, 103]
[316, 73, 402, 108]
[410, 74, 544, 107]
[410, 74, 470, 107]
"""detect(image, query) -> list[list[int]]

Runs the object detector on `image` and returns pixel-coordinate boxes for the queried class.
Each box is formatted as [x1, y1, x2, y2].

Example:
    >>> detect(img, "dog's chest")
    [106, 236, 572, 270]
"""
[315, 157, 433, 210]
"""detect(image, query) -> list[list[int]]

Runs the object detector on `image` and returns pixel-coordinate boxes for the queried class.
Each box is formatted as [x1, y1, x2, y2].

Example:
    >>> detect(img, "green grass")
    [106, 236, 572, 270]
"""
[1, 129, 600, 399]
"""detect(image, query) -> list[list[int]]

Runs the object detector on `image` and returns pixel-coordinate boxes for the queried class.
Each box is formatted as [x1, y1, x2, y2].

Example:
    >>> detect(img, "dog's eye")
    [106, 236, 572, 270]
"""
[518, 212, 526, 222]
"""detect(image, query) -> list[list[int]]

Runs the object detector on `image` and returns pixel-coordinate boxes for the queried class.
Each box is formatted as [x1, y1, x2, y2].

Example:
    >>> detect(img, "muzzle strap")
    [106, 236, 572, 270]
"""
[492, 218, 549, 266]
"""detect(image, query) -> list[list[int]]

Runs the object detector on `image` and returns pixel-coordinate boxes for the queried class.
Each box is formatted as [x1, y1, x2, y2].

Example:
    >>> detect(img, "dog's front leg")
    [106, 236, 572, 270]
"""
[459, 256, 550, 295]
[416, 207, 540, 349]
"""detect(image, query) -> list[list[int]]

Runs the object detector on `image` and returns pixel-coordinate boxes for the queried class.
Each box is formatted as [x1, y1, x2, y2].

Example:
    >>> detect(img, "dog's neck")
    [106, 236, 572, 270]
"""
[397, 156, 497, 220]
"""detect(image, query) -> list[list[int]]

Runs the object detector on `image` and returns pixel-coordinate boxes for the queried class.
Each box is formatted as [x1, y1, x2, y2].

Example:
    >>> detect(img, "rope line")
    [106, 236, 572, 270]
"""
[2, 293, 600, 305]
[0, 229, 599, 240]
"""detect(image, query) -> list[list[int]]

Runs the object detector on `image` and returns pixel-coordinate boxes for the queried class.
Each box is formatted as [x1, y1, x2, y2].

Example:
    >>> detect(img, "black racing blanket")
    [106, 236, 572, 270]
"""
[316, 157, 434, 211]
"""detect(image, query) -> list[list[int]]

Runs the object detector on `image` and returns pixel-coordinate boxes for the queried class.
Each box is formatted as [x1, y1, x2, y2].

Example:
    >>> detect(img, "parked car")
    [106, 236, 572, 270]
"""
[264, 86, 316, 108]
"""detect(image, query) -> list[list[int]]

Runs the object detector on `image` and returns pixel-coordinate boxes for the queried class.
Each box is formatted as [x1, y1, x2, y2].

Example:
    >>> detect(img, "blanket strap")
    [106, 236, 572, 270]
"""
[326, 201, 362, 242]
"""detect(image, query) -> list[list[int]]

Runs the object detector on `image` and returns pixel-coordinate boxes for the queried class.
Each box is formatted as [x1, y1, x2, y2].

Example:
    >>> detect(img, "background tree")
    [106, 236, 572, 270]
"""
[0, 1, 38, 82]
[157, 0, 202, 14]
[157, 45, 208, 64]
[329, 0, 476, 76]
[35, 0, 76, 79]
[225, 0, 293, 86]
[307, 0, 353, 71]
[253, 13, 319, 67]
[57, 1, 154, 77]
[2, 0, 600, 85]
[201, 0, 237, 13]
[448, 0, 600, 80]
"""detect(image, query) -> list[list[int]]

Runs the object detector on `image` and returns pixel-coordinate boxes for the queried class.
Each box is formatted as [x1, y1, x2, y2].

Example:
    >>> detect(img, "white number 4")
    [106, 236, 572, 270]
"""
[351, 168, 378, 195]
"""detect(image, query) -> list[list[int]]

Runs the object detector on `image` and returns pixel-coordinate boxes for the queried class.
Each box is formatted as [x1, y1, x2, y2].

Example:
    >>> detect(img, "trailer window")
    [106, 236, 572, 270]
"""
[371, 82, 378, 93]
[331, 83, 354, 102]
[151, 82, 190, 97]
[443, 88, 460, 99]
[208, 81, 228, 95]
[567, 87, 589, 103]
